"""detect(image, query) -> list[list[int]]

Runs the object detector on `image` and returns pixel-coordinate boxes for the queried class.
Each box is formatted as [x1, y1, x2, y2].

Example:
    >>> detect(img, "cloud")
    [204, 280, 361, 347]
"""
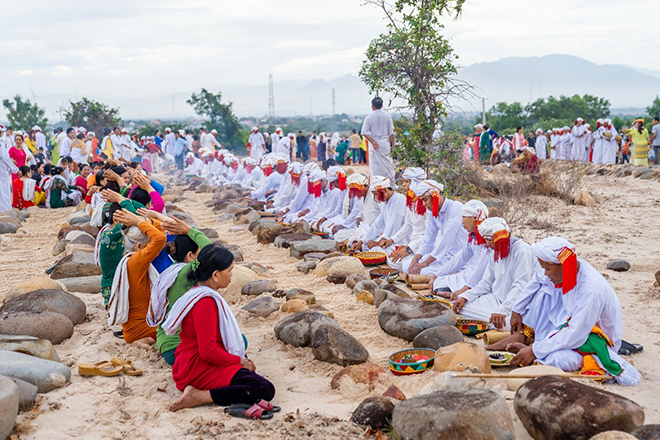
[52, 66, 72, 77]
[18, 70, 35, 76]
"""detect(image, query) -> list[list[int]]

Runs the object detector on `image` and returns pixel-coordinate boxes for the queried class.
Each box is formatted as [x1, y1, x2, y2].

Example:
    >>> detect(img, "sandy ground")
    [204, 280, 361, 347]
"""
[2, 167, 660, 439]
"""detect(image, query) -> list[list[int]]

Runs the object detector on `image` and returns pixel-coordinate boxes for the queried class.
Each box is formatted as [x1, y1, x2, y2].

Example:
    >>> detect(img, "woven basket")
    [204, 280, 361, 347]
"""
[258, 211, 275, 218]
[311, 230, 330, 239]
[455, 318, 489, 336]
[356, 251, 387, 266]
[418, 296, 452, 308]
[249, 201, 266, 210]
[389, 348, 435, 376]
[369, 267, 400, 282]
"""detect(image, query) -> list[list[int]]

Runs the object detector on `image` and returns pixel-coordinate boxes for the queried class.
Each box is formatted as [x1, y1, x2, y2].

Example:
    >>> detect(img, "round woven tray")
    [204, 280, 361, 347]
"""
[455, 318, 489, 336]
[369, 267, 400, 282]
[418, 296, 452, 308]
[389, 348, 435, 376]
[356, 251, 387, 266]
[258, 211, 275, 218]
[311, 230, 330, 239]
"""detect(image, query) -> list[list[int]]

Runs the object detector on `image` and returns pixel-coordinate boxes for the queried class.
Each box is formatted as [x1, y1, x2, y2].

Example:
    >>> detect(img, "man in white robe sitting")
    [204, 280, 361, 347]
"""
[311, 166, 347, 230]
[323, 173, 369, 242]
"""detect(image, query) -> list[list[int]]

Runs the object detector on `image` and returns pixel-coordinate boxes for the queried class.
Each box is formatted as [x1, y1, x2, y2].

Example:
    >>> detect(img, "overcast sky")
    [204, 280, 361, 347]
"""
[2, 0, 658, 115]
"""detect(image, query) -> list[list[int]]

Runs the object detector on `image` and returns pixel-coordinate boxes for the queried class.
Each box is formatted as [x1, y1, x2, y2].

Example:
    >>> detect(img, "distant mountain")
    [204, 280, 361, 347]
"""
[455, 54, 660, 109]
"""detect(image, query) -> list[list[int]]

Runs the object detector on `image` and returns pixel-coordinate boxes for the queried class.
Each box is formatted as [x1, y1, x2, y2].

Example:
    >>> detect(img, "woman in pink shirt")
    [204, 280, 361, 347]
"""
[9, 132, 29, 181]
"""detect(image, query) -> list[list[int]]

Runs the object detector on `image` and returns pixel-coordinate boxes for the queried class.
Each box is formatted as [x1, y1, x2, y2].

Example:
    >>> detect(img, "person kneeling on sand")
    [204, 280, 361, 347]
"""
[164, 245, 278, 418]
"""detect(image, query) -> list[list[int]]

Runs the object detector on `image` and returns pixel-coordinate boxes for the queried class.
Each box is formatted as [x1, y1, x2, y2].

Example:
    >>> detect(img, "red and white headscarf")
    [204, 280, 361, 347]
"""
[415, 179, 444, 218]
[478, 217, 510, 262]
[461, 200, 489, 245]
[531, 236, 578, 294]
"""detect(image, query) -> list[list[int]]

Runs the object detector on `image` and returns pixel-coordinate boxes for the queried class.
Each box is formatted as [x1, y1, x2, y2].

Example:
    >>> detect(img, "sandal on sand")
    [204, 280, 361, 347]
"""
[255, 399, 281, 412]
[110, 357, 143, 376]
[224, 403, 273, 420]
[78, 361, 123, 377]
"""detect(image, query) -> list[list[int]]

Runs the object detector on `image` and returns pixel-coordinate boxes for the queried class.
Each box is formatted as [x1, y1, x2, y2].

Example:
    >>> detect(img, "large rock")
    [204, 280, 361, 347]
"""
[0, 311, 74, 344]
[315, 256, 365, 277]
[5, 277, 66, 302]
[52, 239, 69, 256]
[58, 276, 102, 294]
[350, 397, 395, 430]
[356, 290, 374, 305]
[297, 261, 317, 274]
[433, 342, 491, 373]
[66, 211, 91, 225]
[290, 238, 337, 259]
[412, 324, 464, 350]
[281, 299, 308, 314]
[392, 389, 514, 440]
[377, 296, 457, 341]
[50, 252, 102, 279]
[381, 282, 412, 299]
[0, 222, 18, 234]
[0, 289, 86, 325]
[0, 350, 71, 393]
[0, 375, 18, 439]
[331, 363, 387, 390]
[274, 311, 340, 347]
[240, 280, 277, 296]
[10, 377, 38, 411]
[64, 230, 96, 246]
[607, 259, 630, 272]
[198, 227, 219, 239]
[285, 288, 316, 304]
[223, 265, 260, 302]
[233, 208, 260, 225]
[241, 296, 280, 318]
[0, 216, 21, 228]
[0, 335, 59, 362]
[631, 425, 660, 440]
[255, 222, 284, 244]
[590, 433, 637, 440]
[506, 365, 565, 392]
[311, 325, 369, 367]
[225, 245, 244, 262]
[274, 232, 314, 248]
[353, 280, 379, 295]
[326, 273, 347, 284]
[345, 273, 369, 289]
[514, 376, 645, 440]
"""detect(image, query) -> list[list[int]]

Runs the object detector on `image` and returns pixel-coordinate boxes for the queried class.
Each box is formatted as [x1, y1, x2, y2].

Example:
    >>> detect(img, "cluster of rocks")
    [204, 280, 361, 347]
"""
[0, 208, 30, 237]
[586, 163, 660, 181]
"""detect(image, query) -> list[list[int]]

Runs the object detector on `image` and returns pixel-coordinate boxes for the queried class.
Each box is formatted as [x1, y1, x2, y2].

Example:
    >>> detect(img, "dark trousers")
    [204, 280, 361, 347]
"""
[175, 154, 184, 170]
[210, 368, 275, 406]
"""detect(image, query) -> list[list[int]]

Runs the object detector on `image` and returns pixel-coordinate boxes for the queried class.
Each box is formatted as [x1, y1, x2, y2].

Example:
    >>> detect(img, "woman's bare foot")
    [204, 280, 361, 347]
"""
[505, 342, 528, 354]
[132, 337, 156, 350]
[169, 386, 213, 412]
[484, 332, 526, 351]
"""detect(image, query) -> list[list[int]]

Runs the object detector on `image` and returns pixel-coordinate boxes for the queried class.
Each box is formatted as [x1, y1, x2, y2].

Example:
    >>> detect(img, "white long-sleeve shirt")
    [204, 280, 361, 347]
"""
[311, 188, 345, 223]
[35, 132, 46, 150]
[390, 209, 428, 253]
[535, 135, 548, 160]
[417, 198, 467, 263]
[532, 259, 623, 359]
[460, 237, 538, 316]
[433, 236, 492, 288]
[362, 192, 407, 244]
[59, 136, 72, 157]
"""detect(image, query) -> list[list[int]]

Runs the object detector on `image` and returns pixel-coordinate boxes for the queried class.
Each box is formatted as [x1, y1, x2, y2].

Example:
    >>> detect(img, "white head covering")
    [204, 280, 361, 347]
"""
[531, 236, 576, 264]
[535, 128, 543, 134]
[245, 157, 257, 166]
[604, 118, 612, 124]
[251, 126, 258, 132]
[369, 176, 390, 190]
[401, 167, 427, 182]
[309, 169, 326, 182]
[576, 117, 584, 123]
[597, 118, 604, 124]
[460, 200, 489, 222]
[347, 173, 368, 187]
[165, 127, 171, 132]
[121, 128, 128, 133]
[303, 162, 319, 175]
[186, 152, 194, 159]
[290, 162, 303, 174]
[275, 127, 282, 133]
[288, 132, 295, 139]
[562, 126, 570, 131]
[415, 179, 444, 197]
[326, 165, 343, 183]
[211, 129, 217, 134]
[33, 125, 42, 131]
[474, 124, 483, 129]
[477, 217, 509, 239]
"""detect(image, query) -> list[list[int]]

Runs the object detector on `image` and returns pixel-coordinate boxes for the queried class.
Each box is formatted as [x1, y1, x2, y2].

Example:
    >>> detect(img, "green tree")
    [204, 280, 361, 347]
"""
[2, 95, 48, 131]
[359, 0, 469, 154]
[61, 98, 122, 137]
[647, 96, 660, 118]
[187, 89, 245, 151]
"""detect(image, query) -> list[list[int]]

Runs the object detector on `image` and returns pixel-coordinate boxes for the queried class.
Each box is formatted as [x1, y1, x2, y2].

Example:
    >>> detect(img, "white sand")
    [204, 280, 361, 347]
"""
[1, 169, 659, 439]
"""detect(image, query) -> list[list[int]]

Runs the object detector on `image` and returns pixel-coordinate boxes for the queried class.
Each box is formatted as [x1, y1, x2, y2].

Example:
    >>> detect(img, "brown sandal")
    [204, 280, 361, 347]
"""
[78, 361, 123, 377]
[110, 357, 143, 376]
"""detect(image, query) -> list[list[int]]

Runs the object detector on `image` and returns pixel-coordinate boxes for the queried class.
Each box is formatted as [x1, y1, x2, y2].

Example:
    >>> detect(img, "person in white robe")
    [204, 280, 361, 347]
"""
[0, 133, 19, 212]
[559, 126, 572, 160]
[429, 200, 492, 296]
[311, 166, 347, 230]
[323, 173, 369, 241]
[584, 124, 593, 162]
[34, 126, 46, 152]
[248, 127, 266, 162]
[280, 162, 318, 222]
[361, 97, 396, 182]
[452, 217, 538, 331]
[602, 119, 618, 164]
[549, 129, 559, 159]
[268, 162, 302, 212]
[509, 237, 641, 386]
[591, 119, 606, 164]
[271, 128, 282, 153]
[249, 156, 284, 201]
[292, 169, 327, 223]
[162, 128, 175, 157]
[571, 118, 588, 161]
[351, 176, 406, 252]
[373, 167, 428, 271]
[405, 180, 467, 275]
[185, 152, 205, 176]
[238, 158, 259, 189]
[535, 129, 548, 160]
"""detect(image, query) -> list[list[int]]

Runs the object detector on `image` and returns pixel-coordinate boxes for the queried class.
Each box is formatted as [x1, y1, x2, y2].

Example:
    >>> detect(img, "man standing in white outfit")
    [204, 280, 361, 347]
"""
[248, 127, 266, 162]
[0, 132, 19, 212]
[361, 97, 395, 183]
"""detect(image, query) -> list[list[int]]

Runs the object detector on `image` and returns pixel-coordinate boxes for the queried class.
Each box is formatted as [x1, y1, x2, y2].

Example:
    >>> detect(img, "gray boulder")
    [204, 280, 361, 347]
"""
[0, 289, 86, 325]
[274, 232, 314, 248]
[274, 311, 340, 347]
[304, 252, 328, 262]
[58, 276, 102, 294]
[233, 208, 260, 225]
[50, 252, 102, 279]
[9, 378, 38, 411]
[290, 238, 337, 259]
[350, 396, 395, 430]
[0, 311, 74, 344]
[631, 425, 660, 440]
[241, 296, 280, 318]
[0, 222, 18, 234]
[198, 227, 219, 239]
[285, 288, 316, 304]
[0, 350, 71, 393]
[297, 261, 317, 274]
[412, 324, 465, 350]
[345, 273, 369, 289]
[0, 335, 59, 362]
[52, 240, 69, 256]
[241, 280, 277, 296]
[0, 375, 18, 439]
[311, 325, 369, 366]
[378, 296, 457, 341]
[353, 280, 379, 295]
[515, 376, 645, 440]
[225, 245, 244, 262]
[607, 259, 630, 272]
[0, 216, 21, 228]
[326, 273, 347, 284]
[374, 289, 393, 307]
[392, 390, 514, 440]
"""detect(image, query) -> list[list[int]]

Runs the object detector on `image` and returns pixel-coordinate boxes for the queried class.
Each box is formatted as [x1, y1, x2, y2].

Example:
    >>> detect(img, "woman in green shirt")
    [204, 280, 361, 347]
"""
[49, 166, 80, 208]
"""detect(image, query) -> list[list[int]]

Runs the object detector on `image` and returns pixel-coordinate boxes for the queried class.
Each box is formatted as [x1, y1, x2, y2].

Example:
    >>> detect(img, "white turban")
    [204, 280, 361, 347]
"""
[415, 179, 444, 197]
[178, 129, 186, 135]
[303, 162, 319, 175]
[478, 217, 509, 240]
[531, 236, 576, 264]
[309, 169, 326, 182]
[562, 126, 570, 131]
[245, 157, 257, 166]
[347, 173, 368, 187]
[33, 125, 41, 131]
[275, 127, 282, 133]
[370, 176, 390, 191]
[211, 129, 217, 134]
[165, 127, 171, 132]
[290, 162, 303, 174]
[326, 165, 343, 183]
[186, 152, 194, 159]
[401, 167, 427, 182]
[251, 126, 258, 131]
[536, 128, 543, 134]
[576, 117, 584, 122]
[460, 200, 489, 222]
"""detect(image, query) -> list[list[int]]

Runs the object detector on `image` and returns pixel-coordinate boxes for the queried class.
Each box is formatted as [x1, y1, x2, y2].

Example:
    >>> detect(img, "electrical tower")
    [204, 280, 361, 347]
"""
[268, 74, 275, 118]
[332, 88, 336, 116]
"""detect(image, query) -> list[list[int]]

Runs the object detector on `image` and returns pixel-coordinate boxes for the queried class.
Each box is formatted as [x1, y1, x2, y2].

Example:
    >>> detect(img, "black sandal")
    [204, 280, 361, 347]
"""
[224, 403, 273, 420]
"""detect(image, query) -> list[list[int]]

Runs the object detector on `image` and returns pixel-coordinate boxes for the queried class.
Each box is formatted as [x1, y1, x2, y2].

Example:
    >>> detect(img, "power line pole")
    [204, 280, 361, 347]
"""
[332, 88, 336, 116]
[481, 97, 486, 124]
[268, 74, 275, 118]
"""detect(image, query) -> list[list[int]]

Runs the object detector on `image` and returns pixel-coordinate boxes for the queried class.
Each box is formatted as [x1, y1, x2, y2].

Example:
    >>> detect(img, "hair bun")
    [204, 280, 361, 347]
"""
[164, 241, 176, 255]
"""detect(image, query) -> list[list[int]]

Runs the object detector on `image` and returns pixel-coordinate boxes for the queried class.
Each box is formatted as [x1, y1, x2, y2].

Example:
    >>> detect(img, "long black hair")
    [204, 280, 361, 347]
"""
[165, 235, 201, 263]
[187, 245, 234, 284]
